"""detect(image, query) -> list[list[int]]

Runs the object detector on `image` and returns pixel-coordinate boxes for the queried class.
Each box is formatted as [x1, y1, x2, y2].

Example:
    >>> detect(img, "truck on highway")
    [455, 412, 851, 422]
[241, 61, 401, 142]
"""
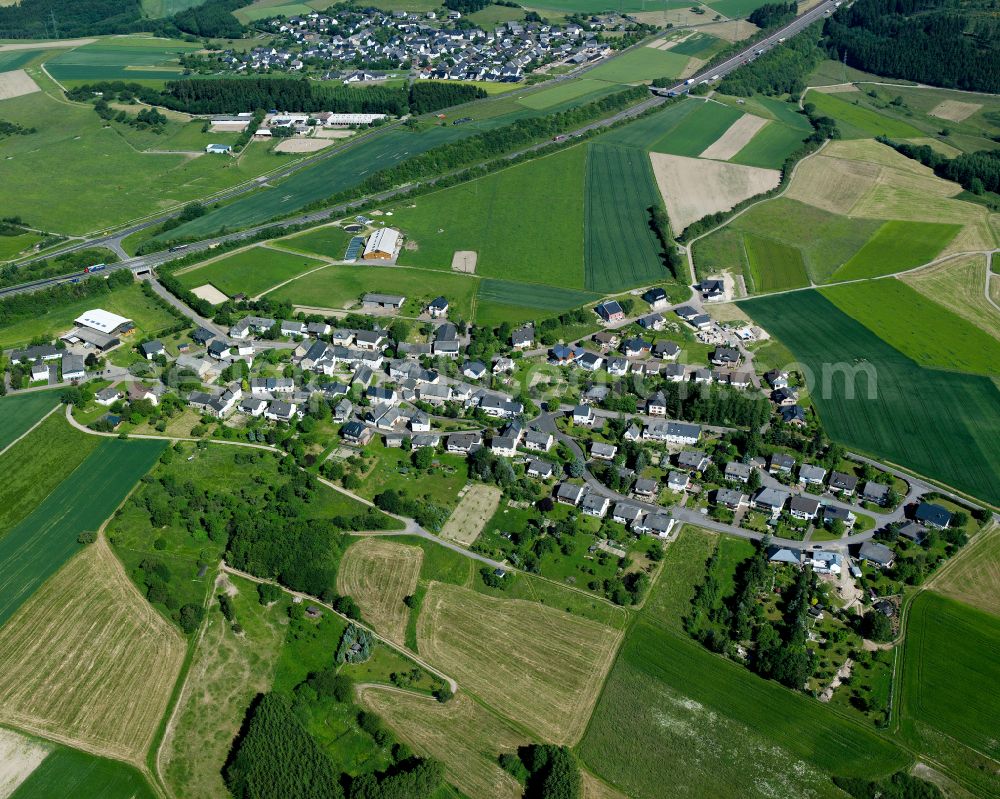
[710, 74, 720, 81]
[83, 263, 106, 274]
[685, 78, 695, 85]
[777, 36, 786, 43]
[168, 244, 189, 252]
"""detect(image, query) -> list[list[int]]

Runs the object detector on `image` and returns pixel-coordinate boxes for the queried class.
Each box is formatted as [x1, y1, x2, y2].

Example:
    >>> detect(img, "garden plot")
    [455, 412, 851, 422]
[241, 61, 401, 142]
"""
[649, 152, 780, 232]
[699, 114, 768, 161]
[0, 69, 38, 100]
[0, 728, 49, 799]
[439, 484, 501, 547]
[929, 100, 981, 123]
[337, 538, 422, 644]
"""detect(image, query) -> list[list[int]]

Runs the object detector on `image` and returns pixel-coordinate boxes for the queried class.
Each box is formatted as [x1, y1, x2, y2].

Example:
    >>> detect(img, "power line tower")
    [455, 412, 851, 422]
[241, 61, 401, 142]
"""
[49, 9, 59, 38]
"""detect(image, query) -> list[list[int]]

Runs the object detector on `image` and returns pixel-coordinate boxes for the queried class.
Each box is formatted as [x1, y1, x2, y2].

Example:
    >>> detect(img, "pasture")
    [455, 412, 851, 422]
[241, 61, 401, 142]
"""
[0, 281, 178, 350]
[585, 44, 689, 83]
[803, 90, 924, 139]
[0, 435, 165, 627]
[278, 224, 355, 259]
[902, 254, 1000, 341]
[176, 245, 325, 299]
[821, 279, 1000, 376]
[651, 100, 742, 158]
[579, 621, 905, 799]
[391, 146, 586, 288]
[438, 484, 501, 547]
[741, 290, 1000, 505]
[830, 220, 961, 281]
[7, 746, 156, 799]
[336, 538, 423, 644]
[730, 118, 810, 169]
[584, 143, 670, 292]
[0, 542, 185, 763]
[415, 581, 622, 744]
[742, 232, 809, 293]
[358, 687, 527, 799]
[0, 391, 59, 452]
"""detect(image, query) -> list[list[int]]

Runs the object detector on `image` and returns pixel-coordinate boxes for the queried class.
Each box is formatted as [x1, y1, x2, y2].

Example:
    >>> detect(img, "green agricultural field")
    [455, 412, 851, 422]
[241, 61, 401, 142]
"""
[703, 0, 770, 16]
[730, 119, 809, 169]
[741, 290, 1000, 505]
[177, 245, 325, 298]
[649, 100, 742, 157]
[467, 3, 526, 25]
[8, 745, 157, 799]
[579, 621, 908, 799]
[0, 436, 165, 627]
[45, 37, 200, 85]
[475, 279, 601, 325]
[742, 232, 810, 292]
[234, 1, 314, 21]
[585, 143, 674, 292]
[586, 45, 690, 84]
[517, 78, 620, 110]
[141, 0, 206, 15]
[278, 224, 356, 259]
[803, 90, 924, 139]
[597, 96, 698, 149]
[390, 146, 587, 288]
[0, 391, 60, 451]
[523, 0, 691, 14]
[669, 32, 722, 58]
[0, 50, 39, 71]
[267, 264, 480, 319]
[0, 281, 179, 350]
[691, 197, 881, 284]
[821, 280, 1000, 376]
[831, 220, 961, 281]
[641, 525, 718, 628]
[0, 231, 44, 261]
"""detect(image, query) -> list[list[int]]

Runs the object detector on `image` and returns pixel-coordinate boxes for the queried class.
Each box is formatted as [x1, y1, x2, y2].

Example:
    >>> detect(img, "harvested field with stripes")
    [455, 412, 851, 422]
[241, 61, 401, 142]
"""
[439, 484, 501, 547]
[337, 538, 423, 644]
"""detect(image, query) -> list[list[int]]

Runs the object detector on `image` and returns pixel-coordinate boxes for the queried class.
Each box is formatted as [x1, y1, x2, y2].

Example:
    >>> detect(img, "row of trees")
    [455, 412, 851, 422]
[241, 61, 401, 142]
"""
[647, 204, 684, 280]
[601, 381, 772, 430]
[878, 138, 1000, 196]
[0, 245, 117, 291]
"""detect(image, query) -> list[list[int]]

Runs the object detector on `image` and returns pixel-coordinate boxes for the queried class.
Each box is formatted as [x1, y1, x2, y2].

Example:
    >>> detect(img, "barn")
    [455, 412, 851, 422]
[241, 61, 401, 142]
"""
[363, 228, 401, 260]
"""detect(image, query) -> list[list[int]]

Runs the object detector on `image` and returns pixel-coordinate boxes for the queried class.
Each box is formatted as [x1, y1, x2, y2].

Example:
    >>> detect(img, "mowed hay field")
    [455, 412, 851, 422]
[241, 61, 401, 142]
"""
[337, 539, 423, 644]
[359, 687, 528, 799]
[0, 391, 60, 452]
[176, 245, 325, 298]
[931, 524, 1000, 618]
[0, 542, 184, 763]
[901, 254, 1000, 340]
[0, 436, 166, 627]
[741, 290, 1000, 505]
[416, 582, 622, 744]
[439, 484, 501, 547]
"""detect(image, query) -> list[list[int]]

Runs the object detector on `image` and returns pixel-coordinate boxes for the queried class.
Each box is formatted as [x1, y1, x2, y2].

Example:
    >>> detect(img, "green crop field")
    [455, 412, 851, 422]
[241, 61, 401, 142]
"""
[0, 281, 179, 350]
[579, 620, 908, 799]
[9, 745, 157, 799]
[598, 97, 698, 149]
[586, 45, 690, 84]
[742, 232, 810, 292]
[703, 0, 770, 16]
[803, 90, 924, 139]
[741, 290, 1000, 505]
[649, 100, 742, 157]
[475, 278, 601, 325]
[0, 50, 38, 71]
[46, 37, 200, 85]
[234, 1, 314, 22]
[669, 32, 722, 58]
[523, 0, 691, 15]
[177, 245, 325, 298]
[821, 280, 1000, 376]
[279, 224, 356, 259]
[0, 436, 165, 627]
[584, 143, 673, 292]
[0, 391, 60, 451]
[517, 78, 620, 110]
[831, 220, 961, 281]
[267, 264, 480, 320]
[390, 146, 587, 288]
[730, 119, 809, 169]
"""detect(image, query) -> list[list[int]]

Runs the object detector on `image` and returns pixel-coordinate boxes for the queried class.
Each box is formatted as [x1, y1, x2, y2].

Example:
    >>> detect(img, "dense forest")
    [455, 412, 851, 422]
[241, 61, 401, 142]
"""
[747, 1, 798, 28]
[824, 0, 1000, 93]
[718, 22, 823, 96]
[879, 138, 1000, 194]
[67, 78, 486, 117]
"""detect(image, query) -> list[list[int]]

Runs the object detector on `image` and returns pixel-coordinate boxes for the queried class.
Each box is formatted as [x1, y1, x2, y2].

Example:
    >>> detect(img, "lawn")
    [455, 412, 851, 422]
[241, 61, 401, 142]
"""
[584, 142, 673, 292]
[743, 232, 810, 292]
[8, 745, 157, 799]
[0, 542, 185, 763]
[0, 435, 166, 627]
[730, 119, 809, 169]
[821, 279, 1000, 376]
[391, 146, 587, 289]
[278, 224, 356, 259]
[176, 245, 325, 298]
[267, 264, 480, 320]
[830, 220, 961, 281]
[803, 90, 925, 140]
[578, 621, 908, 799]
[474, 279, 601, 325]
[0, 391, 60, 451]
[649, 100, 742, 157]
[586, 45, 690, 84]
[0, 281, 179, 350]
[741, 290, 1000, 505]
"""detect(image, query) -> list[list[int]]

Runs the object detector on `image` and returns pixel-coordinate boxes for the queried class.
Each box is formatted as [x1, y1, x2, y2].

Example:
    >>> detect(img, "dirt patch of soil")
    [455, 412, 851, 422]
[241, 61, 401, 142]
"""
[0, 69, 39, 100]
[274, 137, 333, 153]
[700, 113, 769, 161]
[0, 38, 94, 51]
[0, 728, 49, 799]
[190, 283, 229, 305]
[314, 128, 355, 139]
[451, 250, 478, 274]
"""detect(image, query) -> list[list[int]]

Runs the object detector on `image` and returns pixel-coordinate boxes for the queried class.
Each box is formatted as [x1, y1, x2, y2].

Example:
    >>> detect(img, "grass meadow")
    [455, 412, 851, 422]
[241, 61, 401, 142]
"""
[0, 391, 60, 451]
[517, 78, 620, 110]
[821, 279, 1000, 376]
[597, 97, 699, 150]
[703, 0, 773, 16]
[730, 119, 810, 169]
[803, 90, 924, 139]
[278, 224, 356, 259]
[585, 45, 689, 83]
[742, 232, 810, 292]
[831, 220, 961, 281]
[474, 279, 601, 325]
[0, 435, 165, 627]
[8, 745, 157, 799]
[741, 290, 1000, 505]
[930, 523, 1000, 617]
[650, 100, 742, 158]
[902, 254, 1000, 340]
[177, 245, 325, 298]
[0, 230, 44, 260]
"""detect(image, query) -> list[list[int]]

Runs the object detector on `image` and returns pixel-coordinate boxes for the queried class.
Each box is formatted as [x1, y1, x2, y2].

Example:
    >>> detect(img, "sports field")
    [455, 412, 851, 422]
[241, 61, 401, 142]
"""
[584, 143, 670, 292]
[804, 90, 924, 139]
[0, 542, 185, 763]
[651, 100, 742, 158]
[391, 146, 587, 288]
[336, 538, 423, 644]
[741, 290, 1000, 505]
[359, 687, 527, 799]
[902, 255, 1000, 341]
[7, 746, 156, 799]
[416, 582, 622, 744]
[266, 264, 479, 319]
[742, 232, 810, 292]
[0, 436, 166, 627]
[176, 245, 325, 298]
[585, 45, 689, 83]
[0, 391, 59, 452]
[822, 279, 1000, 376]
[831, 220, 961, 281]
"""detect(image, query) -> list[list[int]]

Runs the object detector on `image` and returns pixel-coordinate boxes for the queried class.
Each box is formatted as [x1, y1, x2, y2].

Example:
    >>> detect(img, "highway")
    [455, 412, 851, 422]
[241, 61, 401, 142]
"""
[0, 2, 837, 298]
